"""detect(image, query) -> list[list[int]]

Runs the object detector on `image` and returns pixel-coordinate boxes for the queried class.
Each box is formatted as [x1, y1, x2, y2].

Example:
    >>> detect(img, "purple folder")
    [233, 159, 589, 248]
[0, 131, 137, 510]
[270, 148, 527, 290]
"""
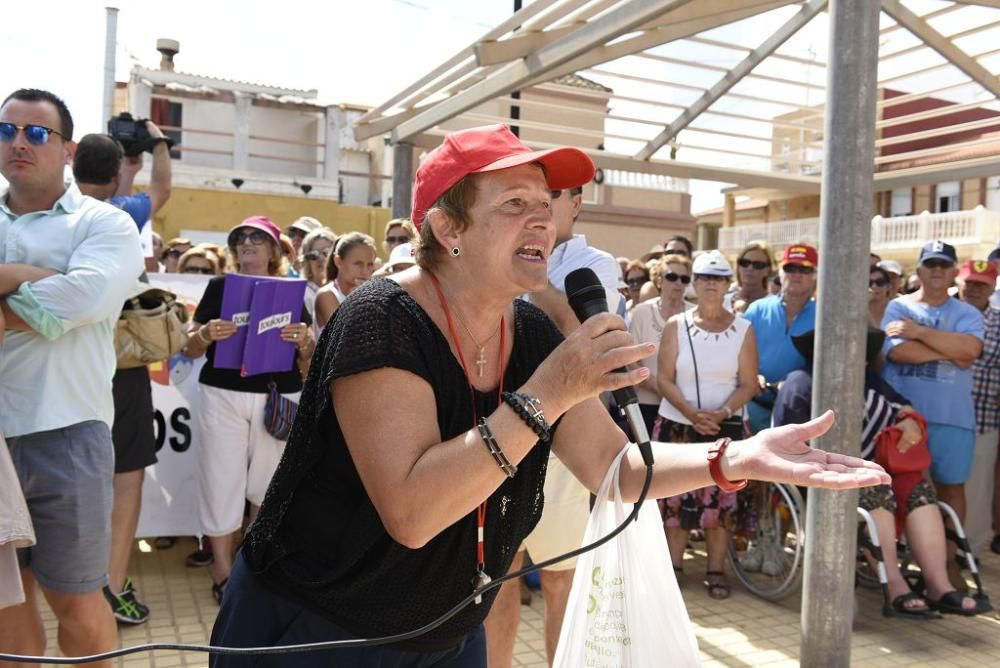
[241, 278, 307, 377]
[213, 273, 259, 369]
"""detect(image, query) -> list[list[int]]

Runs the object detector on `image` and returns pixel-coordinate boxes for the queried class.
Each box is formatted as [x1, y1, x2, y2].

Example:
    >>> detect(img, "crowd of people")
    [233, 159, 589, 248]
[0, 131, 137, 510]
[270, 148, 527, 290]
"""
[0, 87, 988, 668]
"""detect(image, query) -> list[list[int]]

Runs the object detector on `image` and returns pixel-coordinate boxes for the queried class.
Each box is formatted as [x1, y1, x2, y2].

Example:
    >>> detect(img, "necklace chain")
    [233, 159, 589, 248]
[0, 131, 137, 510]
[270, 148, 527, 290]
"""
[447, 298, 502, 378]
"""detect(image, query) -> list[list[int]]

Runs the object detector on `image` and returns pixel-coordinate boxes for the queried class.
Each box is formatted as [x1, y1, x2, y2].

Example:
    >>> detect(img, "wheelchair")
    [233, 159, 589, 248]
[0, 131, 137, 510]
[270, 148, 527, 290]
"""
[728, 480, 992, 615]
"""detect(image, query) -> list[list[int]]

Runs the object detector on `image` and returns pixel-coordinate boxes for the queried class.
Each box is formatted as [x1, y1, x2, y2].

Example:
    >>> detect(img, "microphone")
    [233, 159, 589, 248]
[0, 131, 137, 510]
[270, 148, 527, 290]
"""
[565, 267, 654, 467]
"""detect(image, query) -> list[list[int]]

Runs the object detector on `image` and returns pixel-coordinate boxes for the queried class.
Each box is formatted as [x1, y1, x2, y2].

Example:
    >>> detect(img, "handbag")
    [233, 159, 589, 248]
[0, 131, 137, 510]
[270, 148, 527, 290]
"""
[683, 311, 745, 436]
[874, 410, 931, 475]
[263, 380, 298, 441]
[553, 446, 701, 667]
[114, 288, 189, 369]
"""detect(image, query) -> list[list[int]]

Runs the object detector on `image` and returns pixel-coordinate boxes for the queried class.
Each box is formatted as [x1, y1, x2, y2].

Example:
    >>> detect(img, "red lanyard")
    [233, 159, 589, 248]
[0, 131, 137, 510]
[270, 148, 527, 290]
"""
[429, 272, 506, 582]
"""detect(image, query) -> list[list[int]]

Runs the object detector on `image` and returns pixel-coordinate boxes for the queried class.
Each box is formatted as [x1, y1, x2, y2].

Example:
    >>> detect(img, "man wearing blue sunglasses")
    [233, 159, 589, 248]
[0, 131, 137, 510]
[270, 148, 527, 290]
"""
[0, 88, 144, 666]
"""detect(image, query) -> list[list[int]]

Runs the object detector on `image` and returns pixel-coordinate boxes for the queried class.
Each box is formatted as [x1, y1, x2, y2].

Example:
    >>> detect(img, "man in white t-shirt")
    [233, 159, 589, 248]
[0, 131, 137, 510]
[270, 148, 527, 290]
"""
[485, 185, 623, 668]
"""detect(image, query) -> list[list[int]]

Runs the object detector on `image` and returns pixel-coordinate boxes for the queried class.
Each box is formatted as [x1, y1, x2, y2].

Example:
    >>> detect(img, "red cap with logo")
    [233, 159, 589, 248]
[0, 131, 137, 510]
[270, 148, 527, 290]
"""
[781, 244, 819, 268]
[410, 124, 595, 230]
[958, 259, 998, 285]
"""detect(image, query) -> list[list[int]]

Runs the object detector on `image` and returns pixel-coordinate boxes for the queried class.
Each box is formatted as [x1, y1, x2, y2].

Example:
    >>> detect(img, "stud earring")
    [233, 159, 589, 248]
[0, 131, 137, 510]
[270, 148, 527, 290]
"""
[451, 247, 461, 257]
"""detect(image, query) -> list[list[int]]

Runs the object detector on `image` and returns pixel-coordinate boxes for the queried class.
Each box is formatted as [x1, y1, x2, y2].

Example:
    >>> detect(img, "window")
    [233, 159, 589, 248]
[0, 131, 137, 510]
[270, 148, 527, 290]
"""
[936, 181, 960, 213]
[987, 176, 1000, 211]
[150, 98, 182, 159]
[890, 188, 912, 217]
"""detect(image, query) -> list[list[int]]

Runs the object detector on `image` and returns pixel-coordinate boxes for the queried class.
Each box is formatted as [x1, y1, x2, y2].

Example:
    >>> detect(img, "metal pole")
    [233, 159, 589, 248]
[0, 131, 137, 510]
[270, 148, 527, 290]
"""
[102, 7, 119, 126]
[801, 1, 880, 666]
[392, 142, 415, 219]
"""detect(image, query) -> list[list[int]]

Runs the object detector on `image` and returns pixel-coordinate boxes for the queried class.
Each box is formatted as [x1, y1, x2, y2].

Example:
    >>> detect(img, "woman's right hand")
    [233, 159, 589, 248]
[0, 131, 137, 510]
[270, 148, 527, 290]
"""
[524, 313, 653, 418]
[200, 319, 237, 343]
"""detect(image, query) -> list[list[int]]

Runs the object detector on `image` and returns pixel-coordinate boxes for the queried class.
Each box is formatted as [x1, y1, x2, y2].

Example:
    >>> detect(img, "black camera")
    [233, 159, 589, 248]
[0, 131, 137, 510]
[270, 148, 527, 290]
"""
[107, 112, 175, 157]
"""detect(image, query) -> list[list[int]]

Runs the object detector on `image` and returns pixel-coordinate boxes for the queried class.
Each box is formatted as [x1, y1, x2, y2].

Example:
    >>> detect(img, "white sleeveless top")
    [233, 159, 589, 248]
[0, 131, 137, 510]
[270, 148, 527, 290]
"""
[658, 312, 751, 424]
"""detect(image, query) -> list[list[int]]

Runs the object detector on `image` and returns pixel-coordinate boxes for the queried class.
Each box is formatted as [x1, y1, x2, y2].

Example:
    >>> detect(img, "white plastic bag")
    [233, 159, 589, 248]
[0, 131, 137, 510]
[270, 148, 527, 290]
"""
[554, 445, 701, 667]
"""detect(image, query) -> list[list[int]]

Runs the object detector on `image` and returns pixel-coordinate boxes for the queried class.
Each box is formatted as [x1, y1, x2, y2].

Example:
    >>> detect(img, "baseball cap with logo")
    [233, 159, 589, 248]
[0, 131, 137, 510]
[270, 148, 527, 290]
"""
[781, 244, 818, 268]
[957, 259, 998, 285]
[411, 124, 595, 230]
[692, 249, 733, 277]
[918, 240, 957, 266]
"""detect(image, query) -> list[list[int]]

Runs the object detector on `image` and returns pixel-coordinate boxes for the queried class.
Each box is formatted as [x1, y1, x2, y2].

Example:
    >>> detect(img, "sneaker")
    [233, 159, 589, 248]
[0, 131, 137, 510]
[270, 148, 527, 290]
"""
[103, 577, 150, 625]
[186, 539, 214, 568]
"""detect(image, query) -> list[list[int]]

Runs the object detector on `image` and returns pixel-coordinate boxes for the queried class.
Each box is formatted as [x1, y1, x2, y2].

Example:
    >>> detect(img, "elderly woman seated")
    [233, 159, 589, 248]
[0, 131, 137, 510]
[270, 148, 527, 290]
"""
[772, 327, 981, 617]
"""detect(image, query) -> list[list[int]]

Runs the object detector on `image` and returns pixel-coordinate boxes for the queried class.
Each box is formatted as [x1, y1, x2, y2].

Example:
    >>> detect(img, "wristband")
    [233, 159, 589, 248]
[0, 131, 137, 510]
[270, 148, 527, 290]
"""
[477, 419, 517, 478]
[721, 404, 733, 419]
[196, 327, 210, 344]
[707, 437, 747, 492]
[502, 391, 551, 442]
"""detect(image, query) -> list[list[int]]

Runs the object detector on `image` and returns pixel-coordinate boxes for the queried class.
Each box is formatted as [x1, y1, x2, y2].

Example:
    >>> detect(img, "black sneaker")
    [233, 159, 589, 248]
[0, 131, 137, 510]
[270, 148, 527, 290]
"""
[103, 577, 150, 625]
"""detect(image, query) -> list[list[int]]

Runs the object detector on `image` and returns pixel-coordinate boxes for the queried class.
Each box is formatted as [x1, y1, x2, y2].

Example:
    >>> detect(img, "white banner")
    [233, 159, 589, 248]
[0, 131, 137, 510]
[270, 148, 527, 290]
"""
[136, 274, 210, 538]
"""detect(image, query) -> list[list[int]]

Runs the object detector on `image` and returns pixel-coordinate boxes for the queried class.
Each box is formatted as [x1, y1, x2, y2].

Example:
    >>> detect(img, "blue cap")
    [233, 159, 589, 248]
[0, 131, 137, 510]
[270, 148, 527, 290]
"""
[918, 240, 957, 265]
[988, 245, 1000, 263]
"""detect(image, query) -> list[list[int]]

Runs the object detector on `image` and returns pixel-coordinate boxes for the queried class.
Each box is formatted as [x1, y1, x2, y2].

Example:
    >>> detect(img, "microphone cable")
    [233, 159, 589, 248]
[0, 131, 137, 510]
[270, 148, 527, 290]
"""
[0, 460, 653, 664]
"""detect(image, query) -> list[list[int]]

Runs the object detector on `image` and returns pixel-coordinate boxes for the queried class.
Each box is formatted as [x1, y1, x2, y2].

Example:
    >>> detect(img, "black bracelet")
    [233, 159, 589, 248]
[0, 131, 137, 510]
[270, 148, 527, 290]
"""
[477, 419, 517, 478]
[501, 391, 551, 443]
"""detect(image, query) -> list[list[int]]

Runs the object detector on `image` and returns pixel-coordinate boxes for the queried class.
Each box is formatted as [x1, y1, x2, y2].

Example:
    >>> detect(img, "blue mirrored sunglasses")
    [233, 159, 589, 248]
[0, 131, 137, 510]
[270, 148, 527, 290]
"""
[0, 123, 68, 145]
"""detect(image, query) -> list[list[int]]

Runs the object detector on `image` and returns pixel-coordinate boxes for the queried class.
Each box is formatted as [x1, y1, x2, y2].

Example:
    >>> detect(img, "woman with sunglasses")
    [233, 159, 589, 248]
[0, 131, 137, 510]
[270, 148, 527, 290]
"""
[178, 246, 222, 276]
[628, 253, 693, 436]
[655, 250, 759, 599]
[314, 232, 377, 330]
[299, 227, 337, 336]
[162, 237, 194, 273]
[623, 260, 649, 316]
[869, 265, 894, 328]
[731, 241, 774, 314]
[383, 218, 417, 256]
[183, 216, 315, 605]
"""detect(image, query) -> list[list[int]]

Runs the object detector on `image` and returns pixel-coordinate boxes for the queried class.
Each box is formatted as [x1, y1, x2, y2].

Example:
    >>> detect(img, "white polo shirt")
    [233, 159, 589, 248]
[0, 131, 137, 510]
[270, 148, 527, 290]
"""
[546, 234, 625, 317]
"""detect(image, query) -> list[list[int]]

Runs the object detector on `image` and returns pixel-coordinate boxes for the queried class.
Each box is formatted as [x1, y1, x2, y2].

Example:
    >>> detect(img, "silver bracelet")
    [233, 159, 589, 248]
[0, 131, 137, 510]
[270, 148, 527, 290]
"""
[477, 419, 517, 478]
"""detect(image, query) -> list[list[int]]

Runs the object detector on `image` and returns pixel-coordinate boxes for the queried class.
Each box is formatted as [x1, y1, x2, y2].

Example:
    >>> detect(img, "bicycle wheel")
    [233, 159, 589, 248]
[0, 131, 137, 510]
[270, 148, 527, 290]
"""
[728, 481, 805, 601]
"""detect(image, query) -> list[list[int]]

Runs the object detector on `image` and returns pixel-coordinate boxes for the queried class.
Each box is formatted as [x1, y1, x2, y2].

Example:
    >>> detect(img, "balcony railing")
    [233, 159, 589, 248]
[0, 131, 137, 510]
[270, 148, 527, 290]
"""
[601, 169, 688, 193]
[717, 205, 1000, 254]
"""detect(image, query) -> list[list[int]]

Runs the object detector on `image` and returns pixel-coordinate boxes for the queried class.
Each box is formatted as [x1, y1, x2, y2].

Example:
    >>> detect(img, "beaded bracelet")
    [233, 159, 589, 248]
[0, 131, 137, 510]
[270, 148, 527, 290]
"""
[477, 419, 517, 478]
[501, 391, 551, 443]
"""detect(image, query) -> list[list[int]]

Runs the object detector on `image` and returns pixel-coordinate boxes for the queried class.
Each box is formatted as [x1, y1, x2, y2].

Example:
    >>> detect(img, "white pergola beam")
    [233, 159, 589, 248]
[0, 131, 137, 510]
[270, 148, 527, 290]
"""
[391, 0, 696, 143]
[880, 0, 1000, 100]
[633, 0, 827, 161]
[951, 1, 1000, 9]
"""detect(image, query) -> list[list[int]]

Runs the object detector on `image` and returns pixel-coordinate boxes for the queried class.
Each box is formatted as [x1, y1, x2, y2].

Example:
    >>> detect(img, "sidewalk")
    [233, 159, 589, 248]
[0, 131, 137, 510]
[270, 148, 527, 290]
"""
[31, 538, 1000, 666]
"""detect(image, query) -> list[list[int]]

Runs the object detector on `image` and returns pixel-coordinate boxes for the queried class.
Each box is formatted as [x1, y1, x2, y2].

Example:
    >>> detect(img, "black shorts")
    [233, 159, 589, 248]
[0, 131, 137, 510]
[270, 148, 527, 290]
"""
[111, 366, 157, 474]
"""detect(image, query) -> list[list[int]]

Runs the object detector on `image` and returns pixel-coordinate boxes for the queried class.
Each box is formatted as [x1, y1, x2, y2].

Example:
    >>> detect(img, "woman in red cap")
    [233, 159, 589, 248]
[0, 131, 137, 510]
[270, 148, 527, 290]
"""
[210, 126, 888, 667]
[183, 216, 315, 604]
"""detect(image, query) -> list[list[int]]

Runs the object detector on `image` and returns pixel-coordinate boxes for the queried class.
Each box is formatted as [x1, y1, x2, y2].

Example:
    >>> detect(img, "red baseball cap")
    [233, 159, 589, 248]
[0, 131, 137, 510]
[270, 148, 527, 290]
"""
[229, 215, 282, 245]
[411, 124, 595, 229]
[958, 259, 998, 285]
[781, 244, 818, 268]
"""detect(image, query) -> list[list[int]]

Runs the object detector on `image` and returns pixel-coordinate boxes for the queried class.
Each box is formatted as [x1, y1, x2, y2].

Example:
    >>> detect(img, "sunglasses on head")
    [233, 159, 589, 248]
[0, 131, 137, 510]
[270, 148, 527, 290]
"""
[869, 276, 889, 288]
[663, 272, 691, 284]
[385, 235, 410, 245]
[922, 259, 953, 270]
[625, 277, 645, 287]
[182, 266, 214, 275]
[305, 248, 332, 261]
[0, 123, 68, 146]
[228, 229, 271, 247]
[783, 264, 815, 275]
[738, 258, 769, 270]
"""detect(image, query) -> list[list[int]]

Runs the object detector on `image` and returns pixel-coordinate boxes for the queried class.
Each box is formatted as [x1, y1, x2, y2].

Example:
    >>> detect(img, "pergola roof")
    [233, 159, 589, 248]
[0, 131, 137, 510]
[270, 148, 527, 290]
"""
[354, 0, 1000, 196]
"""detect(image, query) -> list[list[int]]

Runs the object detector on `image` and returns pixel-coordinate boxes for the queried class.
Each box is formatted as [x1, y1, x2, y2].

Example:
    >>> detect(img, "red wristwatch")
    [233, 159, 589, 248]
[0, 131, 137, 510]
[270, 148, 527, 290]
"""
[707, 437, 748, 492]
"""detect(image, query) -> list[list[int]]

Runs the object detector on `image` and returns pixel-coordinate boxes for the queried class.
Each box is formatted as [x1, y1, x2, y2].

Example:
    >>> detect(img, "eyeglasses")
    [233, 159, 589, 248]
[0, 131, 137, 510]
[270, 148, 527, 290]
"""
[738, 258, 769, 270]
[694, 274, 729, 282]
[783, 264, 815, 275]
[0, 123, 68, 145]
[922, 259, 953, 270]
[305, 248, 333, 261]
[663, 272, 691, 284]
[625, 277, 646, 287]
[869, 276, 890, 288]
[165, 249, 185, 259]
[385, 235, 410, 245]
[228, 229, 271, 247]
[182, 266, 215, 275]
[287, 229, 307, 239]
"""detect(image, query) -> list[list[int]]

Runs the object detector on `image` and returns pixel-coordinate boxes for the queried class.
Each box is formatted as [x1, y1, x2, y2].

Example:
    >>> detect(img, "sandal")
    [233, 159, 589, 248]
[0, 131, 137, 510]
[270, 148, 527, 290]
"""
[211, 578, 228, 605]
[153, 536, 177, 550]
[886, 592, 939, 619]
[927, 590, 978, 616]
[704, 571, 731, 600]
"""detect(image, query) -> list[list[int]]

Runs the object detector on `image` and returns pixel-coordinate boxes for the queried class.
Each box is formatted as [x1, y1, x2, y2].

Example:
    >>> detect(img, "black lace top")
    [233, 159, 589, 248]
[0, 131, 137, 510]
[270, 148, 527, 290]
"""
[242, 278, 564, 650]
